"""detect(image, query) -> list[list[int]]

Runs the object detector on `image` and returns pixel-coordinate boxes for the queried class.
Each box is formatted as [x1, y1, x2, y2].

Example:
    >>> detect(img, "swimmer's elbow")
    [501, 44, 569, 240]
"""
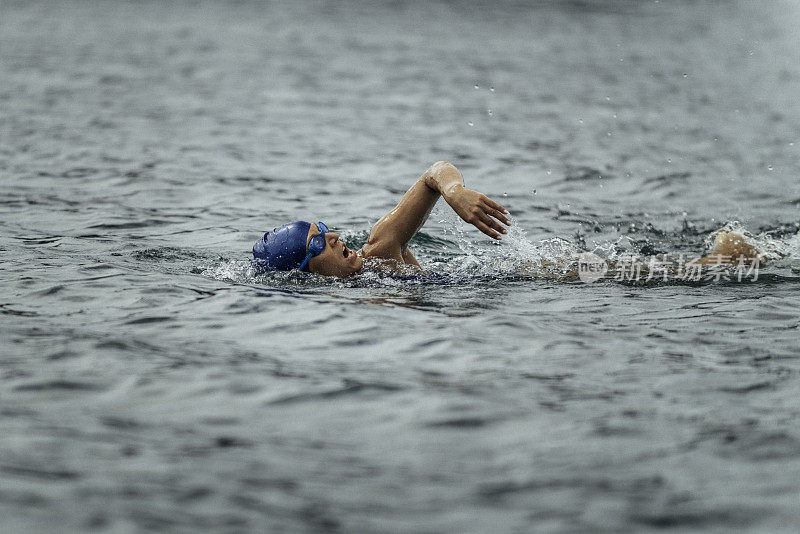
[421, 161, 464, 196]
[430, 160, 455, 172]
[424, 161, 459, 184]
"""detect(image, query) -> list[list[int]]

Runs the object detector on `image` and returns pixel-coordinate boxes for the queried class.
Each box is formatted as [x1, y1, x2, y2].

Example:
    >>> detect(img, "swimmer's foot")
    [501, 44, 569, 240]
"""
[697, 230, 765, 265]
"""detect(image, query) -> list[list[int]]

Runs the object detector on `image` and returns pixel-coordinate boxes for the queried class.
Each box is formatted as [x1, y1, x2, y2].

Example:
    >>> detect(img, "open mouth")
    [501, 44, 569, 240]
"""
[342, 246, 350, 258]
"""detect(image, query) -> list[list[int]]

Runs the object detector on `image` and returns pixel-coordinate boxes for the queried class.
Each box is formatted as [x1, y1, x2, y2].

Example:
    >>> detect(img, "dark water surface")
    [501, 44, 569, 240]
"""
[2, 1, 800, 532]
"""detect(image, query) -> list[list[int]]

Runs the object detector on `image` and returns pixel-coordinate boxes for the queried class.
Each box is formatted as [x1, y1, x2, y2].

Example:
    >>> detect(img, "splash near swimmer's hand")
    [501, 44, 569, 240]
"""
[444, 185, 511, 240]
[703, 229, 765, 265]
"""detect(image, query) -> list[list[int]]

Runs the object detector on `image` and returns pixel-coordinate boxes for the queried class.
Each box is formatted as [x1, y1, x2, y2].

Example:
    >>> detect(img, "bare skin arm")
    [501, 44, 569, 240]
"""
[361, 161, 510, 265]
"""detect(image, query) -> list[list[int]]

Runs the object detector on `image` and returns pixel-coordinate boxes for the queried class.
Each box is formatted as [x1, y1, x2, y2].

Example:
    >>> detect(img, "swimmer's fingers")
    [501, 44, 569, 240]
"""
[481, 196, 509, 218]
[475, 221, 502, 240]
[474, 218, 503, 240]
[484, 206, 511, 227]
[477, 210, 508, 236]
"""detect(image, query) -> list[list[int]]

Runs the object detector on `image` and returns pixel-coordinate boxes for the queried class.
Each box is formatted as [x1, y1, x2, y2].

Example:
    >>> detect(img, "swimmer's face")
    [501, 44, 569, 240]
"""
[306, 223, 363, 277]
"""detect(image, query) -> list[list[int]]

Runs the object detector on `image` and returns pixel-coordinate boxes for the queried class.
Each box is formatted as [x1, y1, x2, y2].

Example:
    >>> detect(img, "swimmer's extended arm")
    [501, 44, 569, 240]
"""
[363, 161, 510, 262]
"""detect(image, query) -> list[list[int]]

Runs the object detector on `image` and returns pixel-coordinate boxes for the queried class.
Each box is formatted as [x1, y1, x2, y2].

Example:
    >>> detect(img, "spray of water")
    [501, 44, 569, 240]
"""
[435, 209, 582, 277]
[697, 221, 799, 266]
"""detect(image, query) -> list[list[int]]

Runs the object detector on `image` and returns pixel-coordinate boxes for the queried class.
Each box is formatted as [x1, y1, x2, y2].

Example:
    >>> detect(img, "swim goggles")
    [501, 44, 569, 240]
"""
[298, 221, 329, 272]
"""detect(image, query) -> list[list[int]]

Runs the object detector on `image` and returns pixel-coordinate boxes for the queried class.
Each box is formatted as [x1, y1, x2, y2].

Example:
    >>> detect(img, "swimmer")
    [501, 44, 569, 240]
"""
[253, 161, 764, 277]
[253, 161, 510, 276]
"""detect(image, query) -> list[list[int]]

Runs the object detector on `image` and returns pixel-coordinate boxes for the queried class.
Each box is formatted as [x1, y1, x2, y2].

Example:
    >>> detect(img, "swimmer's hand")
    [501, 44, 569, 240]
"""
[443, 184, 510, 239]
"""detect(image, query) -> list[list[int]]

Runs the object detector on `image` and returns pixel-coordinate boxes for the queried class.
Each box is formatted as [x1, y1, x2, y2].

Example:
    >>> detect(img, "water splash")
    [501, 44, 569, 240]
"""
[703, 221, 790, 263]
[436, 211, 581, 277]
[201, 258, 268, 284]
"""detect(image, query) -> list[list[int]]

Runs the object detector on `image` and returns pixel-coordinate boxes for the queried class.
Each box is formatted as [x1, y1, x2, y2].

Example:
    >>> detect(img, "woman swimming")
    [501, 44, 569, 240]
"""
[252, 161, 763, 278]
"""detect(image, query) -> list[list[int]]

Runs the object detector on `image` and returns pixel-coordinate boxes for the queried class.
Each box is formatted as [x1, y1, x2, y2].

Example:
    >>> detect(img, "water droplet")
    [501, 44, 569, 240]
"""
[606, 131, 612, 136]
[605, 96, 611, 101]
[502, 192, 508, 197]
[474, 84, 479, 89]
[487, 108, 493, 116]
[667, 158, 672, 163]
[613, 113, 618, 118]
[682, 73, 688, 78]
[578, 118, 584, 124]
[546, 169, 552, 175]
[790, 142, 795, 146]
[489, 86, 495, 92]
[467, 121, 474, 126]
[533, 189, 537, 194]
[767, 164, 774, 171]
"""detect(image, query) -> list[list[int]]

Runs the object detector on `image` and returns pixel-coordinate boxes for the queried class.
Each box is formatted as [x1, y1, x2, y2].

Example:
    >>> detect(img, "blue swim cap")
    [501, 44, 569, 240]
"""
[253, 221, 312, 271]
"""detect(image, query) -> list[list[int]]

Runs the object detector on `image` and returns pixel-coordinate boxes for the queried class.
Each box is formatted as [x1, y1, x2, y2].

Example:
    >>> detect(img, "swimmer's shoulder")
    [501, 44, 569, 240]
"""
[361, 231, 422, 267]
[357, 249, 422, 274]
[360, 240, 393, 259]
[360, 242, 402, 263]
